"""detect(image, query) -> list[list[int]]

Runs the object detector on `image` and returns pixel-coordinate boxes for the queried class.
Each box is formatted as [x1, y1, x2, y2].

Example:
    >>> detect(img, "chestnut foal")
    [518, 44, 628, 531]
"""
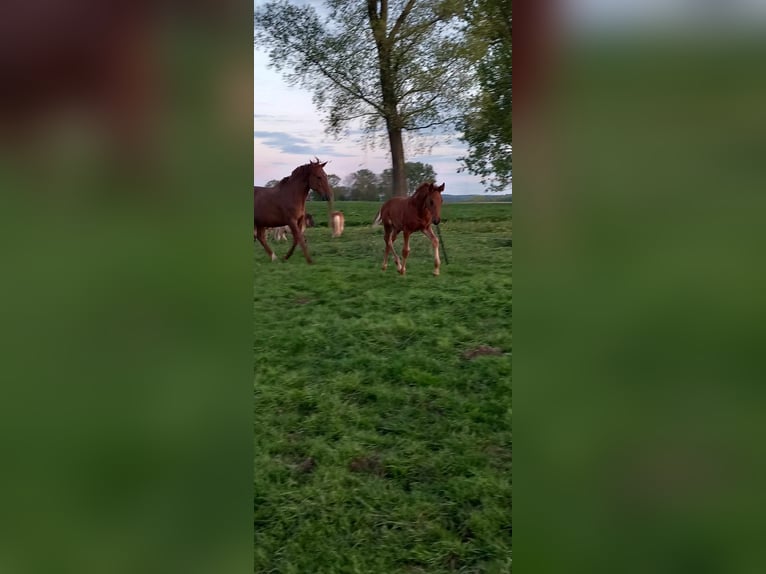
[372, 182, 445, 276]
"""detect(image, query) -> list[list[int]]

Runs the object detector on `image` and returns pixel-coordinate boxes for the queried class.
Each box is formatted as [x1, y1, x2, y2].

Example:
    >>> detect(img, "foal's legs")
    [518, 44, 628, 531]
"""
[255, 226, 277, 262]
[398, 231, 412, 275]
[382, 226, 395, 271]
[285, 220, 312, 263]
[384, 228, 402, 272]
[422, 226, 441, 276]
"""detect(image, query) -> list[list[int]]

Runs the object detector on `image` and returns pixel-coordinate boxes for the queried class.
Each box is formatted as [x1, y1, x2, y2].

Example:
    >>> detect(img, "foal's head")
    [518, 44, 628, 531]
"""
[307, 159, 333, 200]
[415, 182, 445, 224]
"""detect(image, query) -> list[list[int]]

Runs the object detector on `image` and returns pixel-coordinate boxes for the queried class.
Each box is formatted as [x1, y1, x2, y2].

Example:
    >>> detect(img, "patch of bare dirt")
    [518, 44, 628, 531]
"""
[485, 444, 513, 470]
[294, 457, 316, 474]
[462, 345, 504, 360]
[349, 454, 386, 477]
[445, 552, 461, 570]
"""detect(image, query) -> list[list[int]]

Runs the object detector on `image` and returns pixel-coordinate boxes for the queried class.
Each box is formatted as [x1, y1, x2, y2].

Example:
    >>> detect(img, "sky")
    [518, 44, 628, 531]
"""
[253, 44, 495, 196]
[564, 0, 766, 30]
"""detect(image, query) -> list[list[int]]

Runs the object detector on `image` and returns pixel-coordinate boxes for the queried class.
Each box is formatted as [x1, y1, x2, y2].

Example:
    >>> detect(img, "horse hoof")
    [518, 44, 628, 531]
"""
[270, 253, 277, 262]
[433, 270, 440, 276]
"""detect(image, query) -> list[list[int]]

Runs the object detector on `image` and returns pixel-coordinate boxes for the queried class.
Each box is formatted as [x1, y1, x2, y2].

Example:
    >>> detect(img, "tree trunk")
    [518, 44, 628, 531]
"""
[388, 125, 407, 196]
[367, 1, 407, 197]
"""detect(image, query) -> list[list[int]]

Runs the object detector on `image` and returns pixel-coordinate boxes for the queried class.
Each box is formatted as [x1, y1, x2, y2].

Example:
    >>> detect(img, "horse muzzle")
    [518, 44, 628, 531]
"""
[432, 217, 441, 225]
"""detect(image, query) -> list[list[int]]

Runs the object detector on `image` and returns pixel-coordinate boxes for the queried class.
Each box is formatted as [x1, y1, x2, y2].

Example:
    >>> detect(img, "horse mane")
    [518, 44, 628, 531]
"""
[291, 163, 311, 178]
[410, 182, 435, 211]
[271, 164, 309, 190]
[272, 160, 323, 191]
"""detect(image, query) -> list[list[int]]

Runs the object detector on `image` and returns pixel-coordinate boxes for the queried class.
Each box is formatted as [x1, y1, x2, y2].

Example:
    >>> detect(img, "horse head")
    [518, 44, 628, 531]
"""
[417, 182, 445, 225]
[308, 158, 333, 200]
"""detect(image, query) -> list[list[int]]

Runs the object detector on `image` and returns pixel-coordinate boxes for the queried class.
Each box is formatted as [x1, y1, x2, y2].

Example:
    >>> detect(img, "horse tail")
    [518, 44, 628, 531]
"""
[372, 209, 383, 227]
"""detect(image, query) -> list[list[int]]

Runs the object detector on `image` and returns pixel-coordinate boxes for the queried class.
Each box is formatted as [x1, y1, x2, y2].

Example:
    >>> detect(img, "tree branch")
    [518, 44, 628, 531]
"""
[329, 110, 379, 123]
[395, 15, 443, 42]
[404, 116, 462, 131]
[307, 57, 386, 116]
[367, 0, 379, 24]
[389, 0, 417, 40]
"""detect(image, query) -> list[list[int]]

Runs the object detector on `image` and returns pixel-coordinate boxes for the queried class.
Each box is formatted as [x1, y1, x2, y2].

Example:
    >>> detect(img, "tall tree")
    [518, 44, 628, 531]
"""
[254, 0, 472, 196]
[345, 169, 381, 201]
[458, 0, 512, 191]
[378, 168, 394, 199]
[327, 173, 342, 188]
[404, 161, 437, 194]
[334, 185, 352, 200]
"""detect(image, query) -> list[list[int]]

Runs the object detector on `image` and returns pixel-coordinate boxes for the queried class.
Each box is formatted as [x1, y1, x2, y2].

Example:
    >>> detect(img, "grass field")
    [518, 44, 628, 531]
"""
[254, 201, 512, 573]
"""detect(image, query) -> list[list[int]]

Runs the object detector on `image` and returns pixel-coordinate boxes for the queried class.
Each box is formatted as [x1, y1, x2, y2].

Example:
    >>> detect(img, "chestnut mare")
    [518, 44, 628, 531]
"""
[372, 182, 445, 276]
[254, 159, 333, 264]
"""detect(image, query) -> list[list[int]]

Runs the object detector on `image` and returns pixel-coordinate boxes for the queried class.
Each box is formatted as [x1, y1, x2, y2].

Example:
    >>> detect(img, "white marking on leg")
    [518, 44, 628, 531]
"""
[271, 252, 277, 262]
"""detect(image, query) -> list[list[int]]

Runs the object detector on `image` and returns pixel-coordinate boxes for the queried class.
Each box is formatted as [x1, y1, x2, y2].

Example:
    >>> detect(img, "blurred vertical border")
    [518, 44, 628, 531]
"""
[517, 0, 766, 572]
[0, 1, 252, 572]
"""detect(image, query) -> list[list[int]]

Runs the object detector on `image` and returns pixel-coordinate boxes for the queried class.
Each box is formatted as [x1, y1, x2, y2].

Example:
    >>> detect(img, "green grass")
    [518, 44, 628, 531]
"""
[254, 201, 512, 573]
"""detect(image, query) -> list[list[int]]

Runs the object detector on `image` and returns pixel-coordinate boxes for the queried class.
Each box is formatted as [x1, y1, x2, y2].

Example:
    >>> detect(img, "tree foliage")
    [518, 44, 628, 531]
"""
[381, 161, 437, 197]
[327, 173, 342, 188]
[254, 0, 472, 196]
[458, 0, 512, 191]
[317, 162, 437, 200]
[308, 173, 342, 200]
[405, 161, 437, 194]
[344, 168, 381, 201]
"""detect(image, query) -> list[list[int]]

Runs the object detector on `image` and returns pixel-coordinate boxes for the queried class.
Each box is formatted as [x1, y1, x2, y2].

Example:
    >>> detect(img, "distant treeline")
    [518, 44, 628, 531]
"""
[263, 162, 511, 202]
[443, 194, 513, 203]
[265, 162, 437, 201]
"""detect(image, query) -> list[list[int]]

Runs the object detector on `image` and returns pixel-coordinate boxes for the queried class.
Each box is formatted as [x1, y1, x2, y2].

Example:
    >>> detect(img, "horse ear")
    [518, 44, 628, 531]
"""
[436, 183, 445, 192]
[320, 161, 327, 167]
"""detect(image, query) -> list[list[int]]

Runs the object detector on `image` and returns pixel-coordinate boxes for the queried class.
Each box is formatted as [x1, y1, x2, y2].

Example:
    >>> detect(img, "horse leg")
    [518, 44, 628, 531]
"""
[298, 215, 308, 239]
[389, 231, 403, 272]
[284, 228, 298, 260]
[255, 226, 277, 262]
[382, 225, 393, 271]
[423, 226, 441, 276]
[286, 221, 312, 264]
[399, 231, 412, 275]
